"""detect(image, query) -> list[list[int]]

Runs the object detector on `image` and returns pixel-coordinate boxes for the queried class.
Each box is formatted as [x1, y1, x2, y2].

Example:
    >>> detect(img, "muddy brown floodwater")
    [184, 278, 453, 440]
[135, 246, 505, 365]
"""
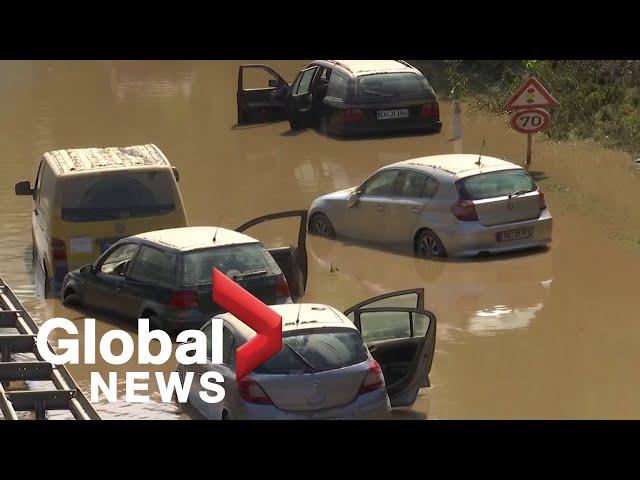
[2, 60, 640, 419]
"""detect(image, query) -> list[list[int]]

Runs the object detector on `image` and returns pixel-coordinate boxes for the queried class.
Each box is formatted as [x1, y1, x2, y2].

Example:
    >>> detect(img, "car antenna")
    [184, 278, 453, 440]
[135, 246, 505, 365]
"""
[476, 137, 486, 167]
[213, 215, 223, 243]
[295, 300, 303, 326]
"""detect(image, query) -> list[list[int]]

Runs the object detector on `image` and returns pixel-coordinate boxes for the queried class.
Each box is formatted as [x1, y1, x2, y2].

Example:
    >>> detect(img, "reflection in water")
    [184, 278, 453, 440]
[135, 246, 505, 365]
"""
[2, 61, 640, 419]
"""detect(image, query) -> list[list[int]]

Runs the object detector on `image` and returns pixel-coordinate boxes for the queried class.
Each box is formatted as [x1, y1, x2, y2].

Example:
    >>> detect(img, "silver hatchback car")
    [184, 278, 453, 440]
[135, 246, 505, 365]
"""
[178, 289, 436, 420]
[308, 154, 552, 258]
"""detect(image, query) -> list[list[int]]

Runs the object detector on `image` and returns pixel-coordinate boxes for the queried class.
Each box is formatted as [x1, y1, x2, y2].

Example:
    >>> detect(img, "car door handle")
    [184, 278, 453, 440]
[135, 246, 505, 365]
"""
[410, 207, 421, 214]
[376, 205, 385, 212]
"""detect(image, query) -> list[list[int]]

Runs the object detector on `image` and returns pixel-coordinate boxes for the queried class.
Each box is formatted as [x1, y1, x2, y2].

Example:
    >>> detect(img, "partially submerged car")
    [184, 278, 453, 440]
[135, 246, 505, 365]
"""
[237, 60, 442, 136]
[308, 154, 552, 258]
[61, 211, 308, 332]
[14, 144, 187, 292]
[180, 288, 436, 420]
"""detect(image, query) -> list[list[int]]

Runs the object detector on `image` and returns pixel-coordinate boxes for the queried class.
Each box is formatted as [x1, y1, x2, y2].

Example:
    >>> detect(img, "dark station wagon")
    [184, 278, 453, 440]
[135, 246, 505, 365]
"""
[237, 60, 442, 137]
[61, 211, 308, 332]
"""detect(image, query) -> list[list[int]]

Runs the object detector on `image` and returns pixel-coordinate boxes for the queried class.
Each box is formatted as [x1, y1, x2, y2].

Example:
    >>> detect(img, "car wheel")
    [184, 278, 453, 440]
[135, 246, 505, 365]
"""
[309, 213, 335, 238]
[62, 290, 82, 307]
[416, 229, 447, 258]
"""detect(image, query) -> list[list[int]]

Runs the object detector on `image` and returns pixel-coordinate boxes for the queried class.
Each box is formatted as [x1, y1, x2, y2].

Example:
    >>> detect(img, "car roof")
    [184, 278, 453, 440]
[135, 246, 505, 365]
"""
[220, 304, 358, 340]
[315, 60, 420, 77]
[43, 144, 172, 176]
[132, 226, 259, 251]
[385, 154, 522, 180]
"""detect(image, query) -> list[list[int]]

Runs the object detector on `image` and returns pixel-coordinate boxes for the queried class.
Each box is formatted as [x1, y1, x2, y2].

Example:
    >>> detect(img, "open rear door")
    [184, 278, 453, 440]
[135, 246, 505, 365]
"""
[344, 289, 436, 407]
[237, 65, 289, 124]
[236, 210, 308, 300]
[286, 66, 319, 130]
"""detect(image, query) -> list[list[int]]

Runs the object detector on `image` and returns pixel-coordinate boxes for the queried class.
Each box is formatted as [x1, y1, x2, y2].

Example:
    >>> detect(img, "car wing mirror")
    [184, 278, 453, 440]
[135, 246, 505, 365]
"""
[15, 180, 34, 197]
[79, 264, 95, 275]
[347, 190, 361, 208]
[172, 166, 180, 182]
[268, 79, 279, 88]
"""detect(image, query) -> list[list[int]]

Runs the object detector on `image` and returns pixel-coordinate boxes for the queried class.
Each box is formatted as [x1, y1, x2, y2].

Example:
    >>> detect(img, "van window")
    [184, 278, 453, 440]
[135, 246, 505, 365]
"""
[59, 170, 177, 222]
[38, 164, 56, 215]
[128, 245, 177, 284]
[357, 73, 427, 103]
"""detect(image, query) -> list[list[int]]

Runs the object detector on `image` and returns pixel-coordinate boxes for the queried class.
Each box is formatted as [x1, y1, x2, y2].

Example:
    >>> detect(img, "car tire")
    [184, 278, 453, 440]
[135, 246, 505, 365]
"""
[415, 229, 447, 259]
[309, 213, 336, 238]
[62, 291, 82, 307]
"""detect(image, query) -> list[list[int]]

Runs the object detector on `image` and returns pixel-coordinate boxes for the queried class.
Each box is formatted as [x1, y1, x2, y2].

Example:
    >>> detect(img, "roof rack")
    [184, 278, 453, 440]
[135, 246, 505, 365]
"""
[0, 278, 100, 420]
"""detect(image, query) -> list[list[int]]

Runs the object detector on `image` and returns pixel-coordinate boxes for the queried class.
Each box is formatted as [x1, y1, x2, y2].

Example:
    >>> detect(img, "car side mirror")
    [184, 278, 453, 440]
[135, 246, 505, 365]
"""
[15, 181, 33, 197]
[79, 264, 95, 275]
[347, 190, 361, 208]
[172, 166, 180, 182]
[268, 79, 279, 88]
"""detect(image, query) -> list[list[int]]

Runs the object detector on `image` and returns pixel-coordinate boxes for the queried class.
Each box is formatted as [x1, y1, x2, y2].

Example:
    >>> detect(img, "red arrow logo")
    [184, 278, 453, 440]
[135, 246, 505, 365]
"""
[211, 268, 282, 379]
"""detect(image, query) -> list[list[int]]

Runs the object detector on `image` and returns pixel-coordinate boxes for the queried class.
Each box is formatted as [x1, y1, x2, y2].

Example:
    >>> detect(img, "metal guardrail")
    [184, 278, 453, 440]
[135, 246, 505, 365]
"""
[0, 277, 100, 420]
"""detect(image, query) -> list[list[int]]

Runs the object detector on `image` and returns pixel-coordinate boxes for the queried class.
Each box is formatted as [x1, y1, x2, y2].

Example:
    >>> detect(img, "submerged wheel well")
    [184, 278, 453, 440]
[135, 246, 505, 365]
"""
[62, 287, 75, 299]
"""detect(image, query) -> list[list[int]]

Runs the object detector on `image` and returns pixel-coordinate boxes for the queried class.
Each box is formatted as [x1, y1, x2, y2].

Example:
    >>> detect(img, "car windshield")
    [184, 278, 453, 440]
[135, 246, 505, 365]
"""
[181, 243, 278, 286]
[357, 73, 427, 103]
[457, 169, 537, 200]
[254, 330, 368, 374]
[60, 170, 176, 222]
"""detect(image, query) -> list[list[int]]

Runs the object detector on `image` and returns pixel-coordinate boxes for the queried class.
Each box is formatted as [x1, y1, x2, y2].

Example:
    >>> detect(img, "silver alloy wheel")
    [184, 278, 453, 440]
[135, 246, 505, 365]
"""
[312, 215, 332, 237]
[418, 233, 441, 258]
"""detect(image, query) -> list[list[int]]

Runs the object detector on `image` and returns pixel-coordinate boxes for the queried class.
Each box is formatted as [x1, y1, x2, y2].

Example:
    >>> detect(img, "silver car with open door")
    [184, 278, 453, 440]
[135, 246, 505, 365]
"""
[178, 289, 436, 419]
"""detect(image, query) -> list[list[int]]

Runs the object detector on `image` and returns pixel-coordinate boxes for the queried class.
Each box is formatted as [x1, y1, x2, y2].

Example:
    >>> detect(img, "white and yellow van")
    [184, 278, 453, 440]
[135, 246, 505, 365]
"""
[15, 144, 188, 291]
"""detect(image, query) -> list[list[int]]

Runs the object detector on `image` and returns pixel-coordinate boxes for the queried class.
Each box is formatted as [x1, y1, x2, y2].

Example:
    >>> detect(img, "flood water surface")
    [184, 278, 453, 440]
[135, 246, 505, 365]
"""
[1, 61, 640, 419]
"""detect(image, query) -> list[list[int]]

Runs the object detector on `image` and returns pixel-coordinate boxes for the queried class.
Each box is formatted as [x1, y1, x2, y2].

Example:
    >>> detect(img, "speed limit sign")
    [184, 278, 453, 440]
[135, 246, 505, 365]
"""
[510, 108, 550, 134]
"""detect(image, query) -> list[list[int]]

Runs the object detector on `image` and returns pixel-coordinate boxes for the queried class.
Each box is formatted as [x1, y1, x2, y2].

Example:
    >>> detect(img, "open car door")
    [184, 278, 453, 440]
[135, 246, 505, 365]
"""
[344, 288, 436, 407]
[236, 210, 308, 301]
[286, 66, 319, 130]
[237, 65, 289, 124]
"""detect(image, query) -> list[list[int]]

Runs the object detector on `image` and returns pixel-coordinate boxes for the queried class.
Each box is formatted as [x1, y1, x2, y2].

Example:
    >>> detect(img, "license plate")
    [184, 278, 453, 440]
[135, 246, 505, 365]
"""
[377, 109, 409, 120]
[497, 227, 533, 242]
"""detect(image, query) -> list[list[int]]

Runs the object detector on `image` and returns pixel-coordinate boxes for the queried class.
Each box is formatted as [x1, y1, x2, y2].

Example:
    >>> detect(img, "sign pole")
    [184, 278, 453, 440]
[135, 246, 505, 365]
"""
[526, 133, 532, 167]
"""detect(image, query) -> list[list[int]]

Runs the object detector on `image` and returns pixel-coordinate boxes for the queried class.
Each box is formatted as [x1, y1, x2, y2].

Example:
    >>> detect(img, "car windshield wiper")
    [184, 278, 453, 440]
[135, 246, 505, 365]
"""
[283, 343, 316, 372]
[508, 189, 532, 199]
[233, 269, 267, 280]
[362, 89, 394, 98]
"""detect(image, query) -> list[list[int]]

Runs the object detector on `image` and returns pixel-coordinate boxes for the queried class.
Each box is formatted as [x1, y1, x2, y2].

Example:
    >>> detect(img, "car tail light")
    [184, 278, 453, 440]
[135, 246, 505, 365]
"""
[51, 238, 67, 261]
[538, 189, 547, 210]
[275, 275, 291, 299]
[344, 108, 365, 122]
[169, 290, 199, 310]
[237, 376, 273, 405]
[420, 102, 439, 119]
[358, 359, 385, 395]
[451, 198, 479, 221]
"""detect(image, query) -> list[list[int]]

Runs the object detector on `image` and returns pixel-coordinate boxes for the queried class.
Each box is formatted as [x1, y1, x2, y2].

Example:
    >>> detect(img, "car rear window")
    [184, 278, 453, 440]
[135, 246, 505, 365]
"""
[254, 330, 368, 374]
[60, 170, 177, 222]
[457, 169, 537, 201]
[357, 73, 428, 103]
[180, 243, 279, 286]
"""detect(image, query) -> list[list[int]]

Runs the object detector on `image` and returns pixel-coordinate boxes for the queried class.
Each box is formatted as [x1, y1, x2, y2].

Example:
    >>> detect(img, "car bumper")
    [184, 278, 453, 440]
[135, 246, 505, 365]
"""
[163, 313, 212, 331]
[332, 118, 442, 137]
[234, 388, 391, 420]
[437, 209, 553, 257]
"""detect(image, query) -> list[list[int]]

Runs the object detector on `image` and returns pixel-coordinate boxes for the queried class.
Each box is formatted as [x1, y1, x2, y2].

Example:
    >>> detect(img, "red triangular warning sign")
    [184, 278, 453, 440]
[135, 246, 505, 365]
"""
[504, 77, 557, 111]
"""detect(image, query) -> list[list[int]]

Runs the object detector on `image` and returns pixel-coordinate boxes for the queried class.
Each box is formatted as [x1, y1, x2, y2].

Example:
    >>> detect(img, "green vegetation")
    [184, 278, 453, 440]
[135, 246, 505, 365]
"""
[413, 60, 640, 154]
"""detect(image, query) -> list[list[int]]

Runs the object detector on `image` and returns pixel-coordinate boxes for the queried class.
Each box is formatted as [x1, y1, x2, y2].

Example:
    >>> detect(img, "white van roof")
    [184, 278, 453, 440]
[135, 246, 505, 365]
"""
[43, 144, 172, 176]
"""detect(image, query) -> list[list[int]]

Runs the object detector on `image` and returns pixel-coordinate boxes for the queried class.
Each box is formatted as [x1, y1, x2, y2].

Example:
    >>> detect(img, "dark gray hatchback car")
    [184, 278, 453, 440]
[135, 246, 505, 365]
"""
[61, 211, 308, 332]
[237, 60, 442, 136]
